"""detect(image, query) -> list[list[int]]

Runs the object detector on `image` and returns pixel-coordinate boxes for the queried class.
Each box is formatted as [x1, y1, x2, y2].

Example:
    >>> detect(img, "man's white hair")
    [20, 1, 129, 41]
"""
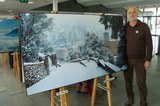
[127, 6, 138, 14]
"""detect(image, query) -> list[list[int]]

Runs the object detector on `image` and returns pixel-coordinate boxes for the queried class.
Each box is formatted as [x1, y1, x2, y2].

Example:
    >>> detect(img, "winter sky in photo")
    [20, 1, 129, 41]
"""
[48, 14, 109, 36]
[41, 14, 112, 52]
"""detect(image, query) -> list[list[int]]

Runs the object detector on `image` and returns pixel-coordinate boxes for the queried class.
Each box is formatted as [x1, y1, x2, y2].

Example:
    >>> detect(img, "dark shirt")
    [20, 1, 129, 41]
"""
[124, 20, 153, 62]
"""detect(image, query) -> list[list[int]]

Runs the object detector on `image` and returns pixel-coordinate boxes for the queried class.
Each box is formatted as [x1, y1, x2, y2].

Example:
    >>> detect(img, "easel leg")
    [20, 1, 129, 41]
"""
[2, 53, 6, 63]
[63, 87, 69, 106]
[60, 87, 69, 106]
[59, 88, 64, 106]
[13, 53, 17, 77]
[51, 89, 56, 106]
[15, 52, 20, 80]
[91, 78, 98, 106]
[51, 87, 69, 106]
[106, 75, 112, 106]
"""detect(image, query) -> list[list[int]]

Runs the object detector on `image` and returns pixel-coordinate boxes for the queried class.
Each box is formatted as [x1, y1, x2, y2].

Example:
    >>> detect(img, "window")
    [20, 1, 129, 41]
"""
[138, 8, 143, 16]
[136, 7, 160, 54]
[143, 17, 156, 35]
[156, 17, 160, 35]
[157, 7, 160, 16]
[144, 7, 156, 16]
[137, 17, 143, 21]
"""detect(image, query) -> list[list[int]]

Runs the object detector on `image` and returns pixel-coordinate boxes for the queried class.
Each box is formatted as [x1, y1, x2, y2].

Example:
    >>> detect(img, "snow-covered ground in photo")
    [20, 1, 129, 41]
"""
[27, 59, 125, 95]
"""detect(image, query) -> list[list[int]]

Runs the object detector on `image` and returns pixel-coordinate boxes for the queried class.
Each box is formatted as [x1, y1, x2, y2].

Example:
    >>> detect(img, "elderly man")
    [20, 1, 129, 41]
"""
[123, 6, 153, 106]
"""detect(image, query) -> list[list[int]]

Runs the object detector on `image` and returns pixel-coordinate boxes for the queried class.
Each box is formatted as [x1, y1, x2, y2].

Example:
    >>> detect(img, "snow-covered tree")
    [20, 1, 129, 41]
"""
[20, 13, 53, 62]
[78, 32, 114, 63]
[99, 15, 125, 67]
[99, 15, 123, 40]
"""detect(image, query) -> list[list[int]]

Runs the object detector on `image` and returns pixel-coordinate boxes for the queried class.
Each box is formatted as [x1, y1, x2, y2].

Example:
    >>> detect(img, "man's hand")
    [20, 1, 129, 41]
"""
[144, 61, 151, 70]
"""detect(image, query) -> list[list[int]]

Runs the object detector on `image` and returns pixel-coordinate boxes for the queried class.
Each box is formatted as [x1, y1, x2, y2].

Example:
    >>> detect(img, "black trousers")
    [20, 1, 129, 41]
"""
[123, 58, 148, 105]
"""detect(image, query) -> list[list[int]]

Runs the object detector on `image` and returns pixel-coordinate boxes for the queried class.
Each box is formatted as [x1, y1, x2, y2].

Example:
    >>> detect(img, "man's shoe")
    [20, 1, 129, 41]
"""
[140, 102, 148, 106]
[124, 99, 134, 106]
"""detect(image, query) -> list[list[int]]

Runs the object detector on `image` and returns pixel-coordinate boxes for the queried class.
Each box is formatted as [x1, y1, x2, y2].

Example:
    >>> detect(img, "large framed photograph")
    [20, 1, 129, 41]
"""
[0, 20, 19, 52]
[19, 13, 126, 95]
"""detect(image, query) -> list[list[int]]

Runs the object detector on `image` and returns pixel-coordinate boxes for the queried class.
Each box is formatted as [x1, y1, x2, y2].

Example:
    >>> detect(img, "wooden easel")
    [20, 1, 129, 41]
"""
[51, 87, 69, 106]
[13, 51, 21, 80]
[91, 74, 112, 106]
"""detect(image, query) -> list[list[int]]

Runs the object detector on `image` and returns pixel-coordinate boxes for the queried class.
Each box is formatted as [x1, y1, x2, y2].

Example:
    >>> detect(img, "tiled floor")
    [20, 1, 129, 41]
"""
[0, 54, 160, 106]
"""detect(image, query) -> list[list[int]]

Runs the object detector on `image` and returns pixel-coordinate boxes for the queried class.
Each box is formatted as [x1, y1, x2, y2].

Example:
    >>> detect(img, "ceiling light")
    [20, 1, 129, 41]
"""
[28, 2, 34, 4]
[8, 10, 12, 12]
[0, 0, 5, 2]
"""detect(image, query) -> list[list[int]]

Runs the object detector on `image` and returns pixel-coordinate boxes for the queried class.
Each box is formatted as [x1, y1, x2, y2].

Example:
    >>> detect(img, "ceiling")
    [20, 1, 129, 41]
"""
[0, 0, 160, 19]
[77, 0, 160, 8]
[0, 0, 68, 19]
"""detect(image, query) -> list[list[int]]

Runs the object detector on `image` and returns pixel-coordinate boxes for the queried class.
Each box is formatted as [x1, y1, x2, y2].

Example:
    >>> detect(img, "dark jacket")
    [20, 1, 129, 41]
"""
[124, 20, 153, 62]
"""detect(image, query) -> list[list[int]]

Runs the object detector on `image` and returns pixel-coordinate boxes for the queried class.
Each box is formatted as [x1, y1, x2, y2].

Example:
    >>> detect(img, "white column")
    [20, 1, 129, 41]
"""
[53, 0, 58, 11]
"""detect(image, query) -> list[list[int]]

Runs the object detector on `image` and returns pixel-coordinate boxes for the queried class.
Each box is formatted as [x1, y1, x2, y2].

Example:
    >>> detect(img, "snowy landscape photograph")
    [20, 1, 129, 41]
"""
[0, 20, 19, 52]
[19, 13, 126, 95]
